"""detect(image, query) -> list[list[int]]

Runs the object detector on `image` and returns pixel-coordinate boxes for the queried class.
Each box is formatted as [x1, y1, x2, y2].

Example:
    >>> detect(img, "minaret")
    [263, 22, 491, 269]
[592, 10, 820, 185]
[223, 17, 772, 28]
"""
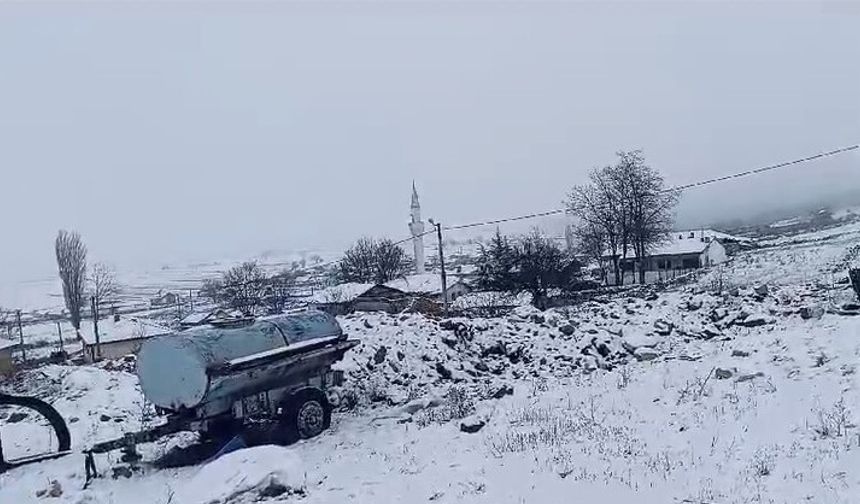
[409, 182, 426, 274]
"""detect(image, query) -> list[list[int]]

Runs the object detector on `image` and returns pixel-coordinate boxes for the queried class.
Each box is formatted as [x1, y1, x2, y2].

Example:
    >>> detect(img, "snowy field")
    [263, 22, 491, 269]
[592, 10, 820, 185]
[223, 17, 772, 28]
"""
[2, 222, 860, 503]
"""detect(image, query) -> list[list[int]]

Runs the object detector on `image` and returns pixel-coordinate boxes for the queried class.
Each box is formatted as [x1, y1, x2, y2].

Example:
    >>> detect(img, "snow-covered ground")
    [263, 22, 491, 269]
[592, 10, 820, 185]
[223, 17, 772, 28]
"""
[2, 222, 860, 504]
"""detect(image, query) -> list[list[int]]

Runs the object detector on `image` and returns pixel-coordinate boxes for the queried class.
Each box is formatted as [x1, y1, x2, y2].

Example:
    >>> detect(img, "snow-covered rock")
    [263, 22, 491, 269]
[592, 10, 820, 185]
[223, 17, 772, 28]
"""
[176, 446, 303, 504]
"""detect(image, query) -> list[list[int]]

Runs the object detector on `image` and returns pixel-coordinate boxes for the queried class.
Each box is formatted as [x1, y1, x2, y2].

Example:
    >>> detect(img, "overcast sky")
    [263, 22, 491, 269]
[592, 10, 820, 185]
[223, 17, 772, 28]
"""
[1, 1, 858, 284]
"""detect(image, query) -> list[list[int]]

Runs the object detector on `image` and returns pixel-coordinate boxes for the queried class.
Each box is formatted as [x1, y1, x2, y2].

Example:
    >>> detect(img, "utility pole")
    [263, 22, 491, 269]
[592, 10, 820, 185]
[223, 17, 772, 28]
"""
[56, 321, 64, 354]
[91, 296, 101, 361]
[16, 310, 25, 363]
[429, 219, 449, 315]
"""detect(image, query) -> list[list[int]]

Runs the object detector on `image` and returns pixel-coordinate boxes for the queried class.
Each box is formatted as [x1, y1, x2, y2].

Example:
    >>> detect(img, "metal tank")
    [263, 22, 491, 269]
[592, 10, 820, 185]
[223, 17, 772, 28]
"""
[136, 310, 344, 411]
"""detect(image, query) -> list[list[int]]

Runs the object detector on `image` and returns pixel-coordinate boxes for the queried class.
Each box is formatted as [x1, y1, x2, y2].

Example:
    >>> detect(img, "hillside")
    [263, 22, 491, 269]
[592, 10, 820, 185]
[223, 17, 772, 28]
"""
[2, 219, 860, 503]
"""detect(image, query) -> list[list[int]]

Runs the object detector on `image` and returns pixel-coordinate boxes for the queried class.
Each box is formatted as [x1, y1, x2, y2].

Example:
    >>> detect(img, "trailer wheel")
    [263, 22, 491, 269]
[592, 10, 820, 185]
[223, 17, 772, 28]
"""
[283, 389, 331, 440]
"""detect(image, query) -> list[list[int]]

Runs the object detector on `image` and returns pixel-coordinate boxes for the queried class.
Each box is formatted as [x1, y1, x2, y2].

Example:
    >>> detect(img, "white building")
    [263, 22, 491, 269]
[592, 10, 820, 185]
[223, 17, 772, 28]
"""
[409, 182, 426, 274]
[79, 316, 171, 362]
[604, 229, 732, 276]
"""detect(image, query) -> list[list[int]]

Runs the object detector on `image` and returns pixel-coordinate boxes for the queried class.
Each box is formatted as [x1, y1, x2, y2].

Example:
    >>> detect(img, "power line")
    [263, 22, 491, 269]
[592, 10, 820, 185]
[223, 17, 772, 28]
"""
[440, 143, 859, 234]
[666, 144, 858, 193]
[8, 143, 857, 315]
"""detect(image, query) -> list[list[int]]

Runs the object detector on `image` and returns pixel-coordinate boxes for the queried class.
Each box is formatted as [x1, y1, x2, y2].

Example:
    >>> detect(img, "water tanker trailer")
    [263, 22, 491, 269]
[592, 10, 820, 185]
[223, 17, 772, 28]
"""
[1, 309, 358, 479]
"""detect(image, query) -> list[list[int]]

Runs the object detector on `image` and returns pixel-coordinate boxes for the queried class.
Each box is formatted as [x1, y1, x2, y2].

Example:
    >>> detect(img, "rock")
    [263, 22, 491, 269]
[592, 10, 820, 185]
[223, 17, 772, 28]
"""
[459, 416, 486, 434]
[7, 412, 28, 423]
[531, 314, 545, 324]
[753, 284, 769, 298]
[621, 332, 657, 353]
[435, 362, 452, 380]
[644, 291, 658, 302]
[99, 414, 112, 422]
[559, 324, 576, 336]
[740, 314, 771, 327]
[388, 360, 400, 373]
[710, 308, 729, 322]
[259, 482, 289, 498]
[735, 371, 765, 383]
[402, 396, 443, 415]
[732, 349, 750, 358]
[840, 302, 860, 315]
[481, 341, 506, 357]
[698, 325, 722, 340]
[474, 361, 489, 373]
[506, 345, 523, 364]
[653, 320, 673, 336]
[684, 298, 703, 311]
[48, 480, 62, 498]
[397, 351, 405, 361]
[440, 334, 459, 349]
[715, 368, 733, 380]
[112, 465, 134, 479]
[69, 417, 80, 424]
[634, 347, 660, 361]
[363, 319, 373, 329]
[491, 384, 514, 399]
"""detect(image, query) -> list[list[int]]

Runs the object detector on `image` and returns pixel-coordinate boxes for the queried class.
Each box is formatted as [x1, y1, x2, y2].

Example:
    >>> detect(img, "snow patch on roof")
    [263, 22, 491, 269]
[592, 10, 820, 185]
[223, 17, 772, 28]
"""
[310, 283, 374, 303]
[384, 273, 468, 295]
[605, 229, 745, 259]
[80, 317, 171, 345]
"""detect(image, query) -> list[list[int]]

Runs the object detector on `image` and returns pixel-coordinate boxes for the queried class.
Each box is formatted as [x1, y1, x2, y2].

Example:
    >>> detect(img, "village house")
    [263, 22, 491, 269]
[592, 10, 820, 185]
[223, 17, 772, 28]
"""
[79, 315, 171, 362]
[603, 229, 735, 282]
[150, 291, 178, 308]
[385, 273, 471, 303]
[308, 283, 375, 316]
[0, 340, 19, 376]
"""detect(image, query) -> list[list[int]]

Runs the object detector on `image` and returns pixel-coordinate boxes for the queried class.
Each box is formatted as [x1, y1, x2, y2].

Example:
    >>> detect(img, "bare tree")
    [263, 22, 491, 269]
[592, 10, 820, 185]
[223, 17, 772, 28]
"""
[613, 151, 679, 284]
[372, 239, 410, 283]
[263, 269, 298, 314]
[567, 167, 626, 285]
[55, 230, 87, 330]
[199, 278, 223, 306]
[567, 151, 677, 286]
[220, 261, 268, 316]
[338, 237, 376, 283]
[338, 237, 409, 284]
[0, 307, 12, 338]
[572, 221, 609, 285]
[89, 262, 118, 315]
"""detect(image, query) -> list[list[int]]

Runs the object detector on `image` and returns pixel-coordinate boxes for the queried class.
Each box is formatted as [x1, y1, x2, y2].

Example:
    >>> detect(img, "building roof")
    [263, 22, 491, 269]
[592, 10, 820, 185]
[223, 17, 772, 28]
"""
[80, 317, 171, 345]
[385, 274, 467, 295]
[309, 283, 375, 304]
[179, 307, 245, 327]
[0, 339, 19, 352]
[603, 229, 741, 259]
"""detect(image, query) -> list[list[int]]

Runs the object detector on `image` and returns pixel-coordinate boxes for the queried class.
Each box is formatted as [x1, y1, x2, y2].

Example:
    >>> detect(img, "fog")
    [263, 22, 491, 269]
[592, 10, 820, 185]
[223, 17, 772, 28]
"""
[1, 2, 858, 284]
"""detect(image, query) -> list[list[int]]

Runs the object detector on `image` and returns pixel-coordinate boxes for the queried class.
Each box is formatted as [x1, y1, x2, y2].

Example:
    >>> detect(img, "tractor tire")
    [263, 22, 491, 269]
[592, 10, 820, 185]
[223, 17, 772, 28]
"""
[282, 388, 331, 441]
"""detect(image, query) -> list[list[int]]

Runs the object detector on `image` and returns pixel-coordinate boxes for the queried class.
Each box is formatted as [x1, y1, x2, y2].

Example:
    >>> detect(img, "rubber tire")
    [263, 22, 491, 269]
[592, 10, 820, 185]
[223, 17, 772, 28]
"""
[283, 389, 331, 441]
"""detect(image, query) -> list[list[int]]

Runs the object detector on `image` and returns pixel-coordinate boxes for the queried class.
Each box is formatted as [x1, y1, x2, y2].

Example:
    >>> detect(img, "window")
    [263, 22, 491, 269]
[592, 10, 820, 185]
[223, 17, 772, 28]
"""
[682, 257, 700, 269]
